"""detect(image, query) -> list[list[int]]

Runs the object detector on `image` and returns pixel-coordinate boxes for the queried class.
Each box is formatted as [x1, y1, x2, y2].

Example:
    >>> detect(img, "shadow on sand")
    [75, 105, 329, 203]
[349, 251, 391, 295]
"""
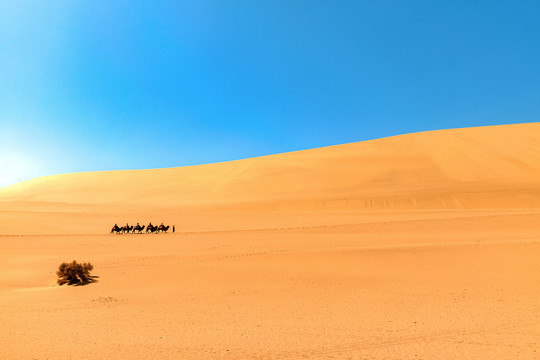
[73, 275, 100, 286]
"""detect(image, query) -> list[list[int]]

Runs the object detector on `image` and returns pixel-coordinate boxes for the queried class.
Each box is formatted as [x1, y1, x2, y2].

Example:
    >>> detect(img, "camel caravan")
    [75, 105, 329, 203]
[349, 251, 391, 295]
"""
[110, 222, 174, 234]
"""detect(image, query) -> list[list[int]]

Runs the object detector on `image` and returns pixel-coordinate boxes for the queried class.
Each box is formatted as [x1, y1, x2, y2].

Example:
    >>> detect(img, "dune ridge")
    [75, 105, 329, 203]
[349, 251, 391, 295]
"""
[1, 123, 539, 235]
[1, 123, 539, 216]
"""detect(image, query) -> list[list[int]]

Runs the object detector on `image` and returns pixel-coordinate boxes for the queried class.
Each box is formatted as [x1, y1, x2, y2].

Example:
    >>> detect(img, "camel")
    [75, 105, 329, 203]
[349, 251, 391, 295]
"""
[158, 225, 170, 233]
[110, 225, 122, 234]
[133, 224, 145, 234]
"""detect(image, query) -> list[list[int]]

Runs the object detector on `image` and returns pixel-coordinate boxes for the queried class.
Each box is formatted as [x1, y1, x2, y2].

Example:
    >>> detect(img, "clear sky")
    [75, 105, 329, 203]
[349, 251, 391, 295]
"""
[1, 1, 539, 188]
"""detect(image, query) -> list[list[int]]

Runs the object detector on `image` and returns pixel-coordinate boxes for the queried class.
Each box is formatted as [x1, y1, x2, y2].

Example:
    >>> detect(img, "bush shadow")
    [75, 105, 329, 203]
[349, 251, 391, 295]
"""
[73, 275, 99, 286]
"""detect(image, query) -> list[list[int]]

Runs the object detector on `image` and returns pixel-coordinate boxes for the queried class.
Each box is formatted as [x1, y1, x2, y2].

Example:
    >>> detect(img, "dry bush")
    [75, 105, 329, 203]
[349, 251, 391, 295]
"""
[57, 260, 94, 286]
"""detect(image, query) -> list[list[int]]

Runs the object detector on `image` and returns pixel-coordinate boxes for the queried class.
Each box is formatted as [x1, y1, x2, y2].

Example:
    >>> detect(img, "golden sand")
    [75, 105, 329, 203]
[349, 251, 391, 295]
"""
[1, 123, 539, 359]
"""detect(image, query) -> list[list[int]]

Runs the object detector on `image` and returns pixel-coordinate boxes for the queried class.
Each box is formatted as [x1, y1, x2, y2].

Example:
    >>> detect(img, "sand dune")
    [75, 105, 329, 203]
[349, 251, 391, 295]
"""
[1, 123, 539, 359]
[1, 122, 540, 235]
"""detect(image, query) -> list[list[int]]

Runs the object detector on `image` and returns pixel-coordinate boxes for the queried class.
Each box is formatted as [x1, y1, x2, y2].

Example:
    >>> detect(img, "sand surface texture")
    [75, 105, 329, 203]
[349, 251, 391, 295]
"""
[1, 123, 539, 359]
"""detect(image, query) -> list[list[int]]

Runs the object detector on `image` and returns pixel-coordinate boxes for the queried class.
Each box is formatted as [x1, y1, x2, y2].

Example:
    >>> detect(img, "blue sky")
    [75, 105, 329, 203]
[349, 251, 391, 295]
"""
[1, 1, 539, 187]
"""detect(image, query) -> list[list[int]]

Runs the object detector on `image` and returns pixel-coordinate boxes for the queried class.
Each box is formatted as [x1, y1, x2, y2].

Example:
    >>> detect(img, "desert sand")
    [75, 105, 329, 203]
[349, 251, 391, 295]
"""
[1, 123, 539, 359]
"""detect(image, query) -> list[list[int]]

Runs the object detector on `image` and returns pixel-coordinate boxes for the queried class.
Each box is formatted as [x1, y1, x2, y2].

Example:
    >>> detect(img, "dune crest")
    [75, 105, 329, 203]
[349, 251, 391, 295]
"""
[1, 123, 540, 235]
[1, 123, 539, 211]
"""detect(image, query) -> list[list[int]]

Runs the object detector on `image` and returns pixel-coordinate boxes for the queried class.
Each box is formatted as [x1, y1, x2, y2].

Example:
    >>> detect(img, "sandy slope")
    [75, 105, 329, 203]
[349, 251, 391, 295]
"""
[1, 123, 539, 359]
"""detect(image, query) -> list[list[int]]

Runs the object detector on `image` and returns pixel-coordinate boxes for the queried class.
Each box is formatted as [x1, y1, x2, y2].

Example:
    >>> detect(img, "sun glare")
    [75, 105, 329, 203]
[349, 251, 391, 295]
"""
[0, 153, 37, 188]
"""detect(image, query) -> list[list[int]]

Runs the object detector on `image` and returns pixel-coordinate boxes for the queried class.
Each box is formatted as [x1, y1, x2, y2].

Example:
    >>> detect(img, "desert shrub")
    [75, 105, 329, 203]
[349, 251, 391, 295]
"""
[57, 260, 94, 285]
